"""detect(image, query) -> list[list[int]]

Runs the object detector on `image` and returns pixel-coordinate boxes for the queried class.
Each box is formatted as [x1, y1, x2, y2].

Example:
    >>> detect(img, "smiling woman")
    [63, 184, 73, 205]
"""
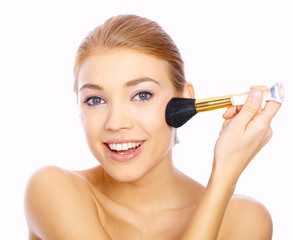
[77, 48, 177, 181]
[24, 15, 281, 240]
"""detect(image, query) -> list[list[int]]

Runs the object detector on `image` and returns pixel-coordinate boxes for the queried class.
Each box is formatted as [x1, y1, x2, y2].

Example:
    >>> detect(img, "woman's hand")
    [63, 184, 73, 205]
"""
[213, 86, 281, 184]
[182, 86, 281, 240]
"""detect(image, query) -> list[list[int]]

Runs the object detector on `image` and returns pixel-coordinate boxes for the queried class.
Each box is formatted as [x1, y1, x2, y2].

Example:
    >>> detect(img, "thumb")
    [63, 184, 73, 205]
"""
[235, 90, 263, 127]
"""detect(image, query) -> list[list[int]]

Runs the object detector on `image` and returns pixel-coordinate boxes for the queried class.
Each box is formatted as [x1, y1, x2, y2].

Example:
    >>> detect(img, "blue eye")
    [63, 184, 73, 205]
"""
[84, 96, 106, 106]
[132, 91, 154, 102]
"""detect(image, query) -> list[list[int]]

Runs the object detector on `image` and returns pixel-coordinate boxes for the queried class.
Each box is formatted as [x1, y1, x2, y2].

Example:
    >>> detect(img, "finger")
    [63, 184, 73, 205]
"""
[222, 119, 232, 129]
[236, 105, 242, 113]
[234, 90, 263, 127]
[223, 105, 262, 131]
[260, 100, 282, 124]
[223, 107, 237, 119]
[223, 106, 242, 119]
[250, 85, 267, 90]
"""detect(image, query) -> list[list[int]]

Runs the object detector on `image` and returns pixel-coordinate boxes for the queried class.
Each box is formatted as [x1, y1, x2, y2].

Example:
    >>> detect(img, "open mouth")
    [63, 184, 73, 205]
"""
[106, 142, 143, 155]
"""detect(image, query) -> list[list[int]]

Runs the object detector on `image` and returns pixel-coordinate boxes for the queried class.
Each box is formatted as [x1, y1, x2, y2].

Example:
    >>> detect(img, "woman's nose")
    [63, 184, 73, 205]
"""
[104, 104, 133, 131]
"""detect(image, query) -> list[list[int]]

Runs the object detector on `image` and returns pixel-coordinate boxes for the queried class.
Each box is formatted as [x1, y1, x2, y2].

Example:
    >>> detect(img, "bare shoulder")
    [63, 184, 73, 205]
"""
[24, 166, 110, 240]
[219, 194, 273, 240]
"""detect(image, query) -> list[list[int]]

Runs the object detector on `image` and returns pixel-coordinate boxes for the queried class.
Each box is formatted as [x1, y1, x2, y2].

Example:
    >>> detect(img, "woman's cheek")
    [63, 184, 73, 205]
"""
[80, 111, 102, 141]
[139, 102, 175, 159]
[136, 102, 171, 133]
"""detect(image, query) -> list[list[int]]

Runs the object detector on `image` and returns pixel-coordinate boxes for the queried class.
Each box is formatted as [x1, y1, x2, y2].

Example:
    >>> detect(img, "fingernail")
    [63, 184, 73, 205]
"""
[251, 90, 262, 103]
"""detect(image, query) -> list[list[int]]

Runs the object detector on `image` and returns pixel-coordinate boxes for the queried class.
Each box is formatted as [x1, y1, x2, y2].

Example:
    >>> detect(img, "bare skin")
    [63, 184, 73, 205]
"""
[24, 49, 280, 240]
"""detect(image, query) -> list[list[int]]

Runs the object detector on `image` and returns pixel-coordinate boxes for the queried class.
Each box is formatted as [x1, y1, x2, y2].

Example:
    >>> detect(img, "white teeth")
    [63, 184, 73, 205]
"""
[108, 142, 142, 151]
[122, 143, 128, 150]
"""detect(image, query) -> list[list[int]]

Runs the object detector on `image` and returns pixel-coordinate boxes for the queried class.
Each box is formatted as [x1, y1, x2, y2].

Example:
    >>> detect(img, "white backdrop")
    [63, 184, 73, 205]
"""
[0, 0, 292, 239]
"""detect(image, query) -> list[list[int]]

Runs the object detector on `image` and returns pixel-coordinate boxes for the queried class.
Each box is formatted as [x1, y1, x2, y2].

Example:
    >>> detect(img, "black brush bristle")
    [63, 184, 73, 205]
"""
[165, 98, 198, 128]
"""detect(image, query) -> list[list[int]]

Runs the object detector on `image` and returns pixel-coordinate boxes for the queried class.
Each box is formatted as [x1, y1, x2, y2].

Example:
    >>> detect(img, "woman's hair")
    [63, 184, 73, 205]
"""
[73, 14, 186, 94]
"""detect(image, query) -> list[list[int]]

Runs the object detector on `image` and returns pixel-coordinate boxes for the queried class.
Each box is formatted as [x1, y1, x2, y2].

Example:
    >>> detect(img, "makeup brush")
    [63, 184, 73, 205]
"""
[166, 82, 284, 128]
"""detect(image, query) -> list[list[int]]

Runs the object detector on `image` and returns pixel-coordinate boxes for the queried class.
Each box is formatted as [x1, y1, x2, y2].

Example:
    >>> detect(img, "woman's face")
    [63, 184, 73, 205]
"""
[77, 49, 177, 182]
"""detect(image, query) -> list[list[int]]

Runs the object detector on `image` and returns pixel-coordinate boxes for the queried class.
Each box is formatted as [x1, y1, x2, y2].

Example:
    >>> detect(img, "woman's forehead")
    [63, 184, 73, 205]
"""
[77, 49, 172, 88]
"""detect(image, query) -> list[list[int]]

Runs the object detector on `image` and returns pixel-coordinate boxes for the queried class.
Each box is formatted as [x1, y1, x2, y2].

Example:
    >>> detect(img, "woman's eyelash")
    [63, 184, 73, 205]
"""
[132, 91, 154, 102]
[83, 91, 153, 106]
[84, 96, 106, 106]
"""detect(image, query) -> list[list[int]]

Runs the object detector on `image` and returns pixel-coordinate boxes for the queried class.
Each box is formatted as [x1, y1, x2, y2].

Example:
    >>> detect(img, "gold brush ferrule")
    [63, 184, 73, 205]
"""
[195, 95, 233, 112]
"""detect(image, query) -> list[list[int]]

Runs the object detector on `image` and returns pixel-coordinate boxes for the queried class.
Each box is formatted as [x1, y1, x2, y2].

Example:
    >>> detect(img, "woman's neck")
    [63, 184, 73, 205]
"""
[100, 153, 188, 213]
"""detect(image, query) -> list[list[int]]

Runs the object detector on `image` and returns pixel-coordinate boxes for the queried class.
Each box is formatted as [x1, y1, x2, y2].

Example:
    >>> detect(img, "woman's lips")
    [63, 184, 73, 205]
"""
[104, 141, 145, 162]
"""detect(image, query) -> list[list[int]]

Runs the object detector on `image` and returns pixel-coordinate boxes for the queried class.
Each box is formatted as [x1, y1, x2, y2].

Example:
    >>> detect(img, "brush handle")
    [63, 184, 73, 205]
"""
[231, 81, 284, 106]
[195, 95, 233, 112]
[195, 82, 284, 113]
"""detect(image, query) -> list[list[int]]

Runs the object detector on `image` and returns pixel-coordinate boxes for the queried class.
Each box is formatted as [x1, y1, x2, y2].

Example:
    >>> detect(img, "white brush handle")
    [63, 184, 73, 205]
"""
[231, 82, 284, 106]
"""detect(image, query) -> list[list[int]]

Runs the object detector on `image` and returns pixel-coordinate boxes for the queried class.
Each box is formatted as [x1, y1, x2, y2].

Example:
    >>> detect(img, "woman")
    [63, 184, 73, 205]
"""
[24, 15, 281, 240]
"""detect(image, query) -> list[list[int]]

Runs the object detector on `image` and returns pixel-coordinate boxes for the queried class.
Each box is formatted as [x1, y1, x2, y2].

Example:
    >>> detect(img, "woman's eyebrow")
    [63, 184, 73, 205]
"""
[124, 77, 161, 87]
[79, 83, 104, 92]
[79, 77, 160, 92]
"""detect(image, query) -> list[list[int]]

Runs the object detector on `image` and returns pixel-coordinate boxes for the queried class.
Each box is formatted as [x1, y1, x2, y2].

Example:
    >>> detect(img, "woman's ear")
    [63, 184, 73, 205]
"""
[181, 82, 195, 99]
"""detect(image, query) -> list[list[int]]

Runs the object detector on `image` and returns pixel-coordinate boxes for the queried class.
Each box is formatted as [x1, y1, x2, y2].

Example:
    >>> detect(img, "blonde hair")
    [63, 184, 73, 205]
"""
[73, 14, 186, 93]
